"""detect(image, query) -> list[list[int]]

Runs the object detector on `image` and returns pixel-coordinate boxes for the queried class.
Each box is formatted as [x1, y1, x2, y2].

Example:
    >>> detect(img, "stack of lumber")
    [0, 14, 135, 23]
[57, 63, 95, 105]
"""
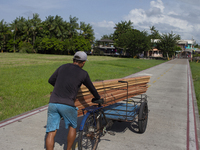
[75, 76, 151, 117]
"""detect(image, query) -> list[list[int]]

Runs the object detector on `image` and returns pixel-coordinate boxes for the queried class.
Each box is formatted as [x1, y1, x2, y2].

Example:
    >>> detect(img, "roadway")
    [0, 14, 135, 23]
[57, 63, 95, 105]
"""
[0, 58, 199, 150]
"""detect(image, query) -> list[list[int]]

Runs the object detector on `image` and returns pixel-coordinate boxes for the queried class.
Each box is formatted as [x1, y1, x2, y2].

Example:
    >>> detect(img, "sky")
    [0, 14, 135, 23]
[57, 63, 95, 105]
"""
[1, 0, 200, 43]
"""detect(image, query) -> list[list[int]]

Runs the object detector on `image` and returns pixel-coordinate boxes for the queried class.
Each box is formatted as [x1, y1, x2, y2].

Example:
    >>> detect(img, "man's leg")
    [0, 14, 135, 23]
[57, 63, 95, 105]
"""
[46, 130, 57, 150]
[66, 126, 76, 150]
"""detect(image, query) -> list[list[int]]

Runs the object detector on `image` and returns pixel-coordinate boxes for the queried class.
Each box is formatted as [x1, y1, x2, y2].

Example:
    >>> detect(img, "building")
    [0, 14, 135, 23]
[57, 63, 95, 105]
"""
[148, 48, 163, 57]
[148, 39, 163, 57]
[177, 39, 196, 52]
[177, 40, 188, 51]
[96, 39, 116, 54]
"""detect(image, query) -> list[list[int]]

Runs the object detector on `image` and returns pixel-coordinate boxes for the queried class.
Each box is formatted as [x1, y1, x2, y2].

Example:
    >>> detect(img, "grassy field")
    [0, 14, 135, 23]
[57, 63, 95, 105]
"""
[190, 62, 200, 114]
[0, 53, 167, 121]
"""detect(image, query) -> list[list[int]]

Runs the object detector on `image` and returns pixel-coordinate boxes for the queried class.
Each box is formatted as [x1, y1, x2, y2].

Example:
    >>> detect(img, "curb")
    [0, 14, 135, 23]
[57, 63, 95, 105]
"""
[187, 60, 200, 149]
[0, 105, 48, 128]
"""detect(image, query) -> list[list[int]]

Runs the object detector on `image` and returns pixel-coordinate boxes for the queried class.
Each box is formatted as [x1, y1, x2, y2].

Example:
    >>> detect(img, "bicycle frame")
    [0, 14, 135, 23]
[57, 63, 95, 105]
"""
[79, 105, 105, 131]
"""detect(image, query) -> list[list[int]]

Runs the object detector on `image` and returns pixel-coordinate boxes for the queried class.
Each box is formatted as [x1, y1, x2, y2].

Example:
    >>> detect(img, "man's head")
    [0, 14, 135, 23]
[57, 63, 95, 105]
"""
[73, 51, 88, 68]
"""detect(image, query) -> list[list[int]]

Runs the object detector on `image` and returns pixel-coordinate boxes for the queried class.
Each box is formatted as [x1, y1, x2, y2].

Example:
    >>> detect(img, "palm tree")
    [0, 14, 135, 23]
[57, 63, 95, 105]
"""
[9, 17, 27, 52]
[80, 22, 95, 42]
[52, 15, 65, 40]
[0, 19, 9, 53]
[23, 19, 32, 43]
[44, 15, 55, 38]
[31, 13, 41, 46]
[63, 21, 70, 40]
[68, 15, 79, 39]
[149, 26, 160, 39]
[157, 31, 180, 59]
[10, 20, 17, 52]
[150, 26, 155, 33]
[113, 20, 133, 40]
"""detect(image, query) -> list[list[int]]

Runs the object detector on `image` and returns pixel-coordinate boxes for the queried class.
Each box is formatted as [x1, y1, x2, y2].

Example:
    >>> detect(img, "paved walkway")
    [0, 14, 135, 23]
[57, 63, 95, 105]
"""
[0, 59, 199, 150]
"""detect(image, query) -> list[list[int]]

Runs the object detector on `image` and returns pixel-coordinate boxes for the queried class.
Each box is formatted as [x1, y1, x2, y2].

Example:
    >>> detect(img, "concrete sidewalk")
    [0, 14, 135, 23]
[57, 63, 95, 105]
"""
[0, 59, 199, 150]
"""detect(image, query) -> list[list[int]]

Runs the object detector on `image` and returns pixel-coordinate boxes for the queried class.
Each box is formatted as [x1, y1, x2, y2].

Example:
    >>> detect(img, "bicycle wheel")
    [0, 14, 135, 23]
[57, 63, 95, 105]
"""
[138, 102, 148, 133]
[78, 113, 100, 150]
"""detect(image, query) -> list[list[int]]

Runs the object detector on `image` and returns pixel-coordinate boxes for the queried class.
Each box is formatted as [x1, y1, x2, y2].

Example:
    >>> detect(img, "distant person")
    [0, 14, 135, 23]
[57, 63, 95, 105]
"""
[45, 51, 100, 150]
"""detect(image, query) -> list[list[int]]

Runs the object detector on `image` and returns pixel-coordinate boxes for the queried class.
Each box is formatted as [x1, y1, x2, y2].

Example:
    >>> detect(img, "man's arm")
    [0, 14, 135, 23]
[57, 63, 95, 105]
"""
[48, 68, 59, 86]
[83, 73, 100, 100]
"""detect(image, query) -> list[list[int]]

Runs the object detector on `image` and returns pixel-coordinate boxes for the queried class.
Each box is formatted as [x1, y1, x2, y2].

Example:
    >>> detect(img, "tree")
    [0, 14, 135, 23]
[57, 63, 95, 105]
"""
[63, 38, 72, 54]
[10, 17, 27, 52]
[157, 31, 180, 59]
[101, 34, 113, 40]
[52, 15, 65, 40]
[117, 29, 150, 57]
[0, 14, 97, 54]
[79, 22, 95, 42]
[194, 44, 200, 48]
[68, 15, 79, 39]
[149, 26, 160, 39]
[0, 19, 9, 53]
[149, 26, 160, 49]
[150, 26, 155, 33]
[113, 20, 133, 41]
[44, 15, 55, 38]
[62, 21, 70, 40]
[18, 41, 33, 53]
[30, 13, 42, 47]
[174, 46, 182, 51]
[73, 36, 91, 52]
[10, 19, 18, 52]
[23, 19, 32, 43]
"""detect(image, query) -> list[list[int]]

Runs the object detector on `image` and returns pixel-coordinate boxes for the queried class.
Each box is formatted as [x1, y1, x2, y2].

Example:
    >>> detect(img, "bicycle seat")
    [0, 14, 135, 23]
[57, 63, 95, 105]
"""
[92, 98, 104, 104]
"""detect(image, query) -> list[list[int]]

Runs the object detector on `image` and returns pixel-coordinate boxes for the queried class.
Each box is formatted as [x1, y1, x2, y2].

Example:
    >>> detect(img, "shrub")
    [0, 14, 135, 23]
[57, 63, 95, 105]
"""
[19, 42, 34, 53]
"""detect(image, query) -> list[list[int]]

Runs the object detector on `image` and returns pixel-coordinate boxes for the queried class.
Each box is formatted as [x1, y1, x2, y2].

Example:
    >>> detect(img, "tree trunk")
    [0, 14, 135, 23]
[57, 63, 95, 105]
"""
[167, 52, 169, 60]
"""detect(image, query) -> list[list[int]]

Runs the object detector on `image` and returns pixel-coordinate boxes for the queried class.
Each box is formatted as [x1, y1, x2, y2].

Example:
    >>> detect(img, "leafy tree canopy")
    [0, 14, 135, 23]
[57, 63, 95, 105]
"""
[0, 14, 95, 54]
[113, 20, 133, 40]
[73, 36, 91, 51]
[157, 31, 180, 58]
[117, 29, 150, 57]
[149, 26, 160, 39]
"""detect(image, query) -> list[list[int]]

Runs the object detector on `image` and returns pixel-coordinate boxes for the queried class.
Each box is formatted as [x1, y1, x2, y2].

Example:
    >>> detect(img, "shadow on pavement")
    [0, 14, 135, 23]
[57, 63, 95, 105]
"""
[43, 116, 84, 150]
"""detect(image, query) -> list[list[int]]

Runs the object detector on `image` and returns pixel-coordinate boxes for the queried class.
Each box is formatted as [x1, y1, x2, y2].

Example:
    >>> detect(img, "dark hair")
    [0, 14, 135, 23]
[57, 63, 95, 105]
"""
[73, 59, 84, 64]
[74, 56, 80, 60]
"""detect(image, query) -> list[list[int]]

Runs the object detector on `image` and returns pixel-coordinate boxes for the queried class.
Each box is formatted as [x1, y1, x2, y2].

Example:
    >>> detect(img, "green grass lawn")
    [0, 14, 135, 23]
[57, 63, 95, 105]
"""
[0, 53, 166, 121]
[190, 61, 200, 114]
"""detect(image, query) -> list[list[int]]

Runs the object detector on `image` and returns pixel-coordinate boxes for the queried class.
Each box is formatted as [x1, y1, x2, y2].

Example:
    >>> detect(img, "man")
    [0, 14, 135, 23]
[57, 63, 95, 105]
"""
[45, 51, 100, 150]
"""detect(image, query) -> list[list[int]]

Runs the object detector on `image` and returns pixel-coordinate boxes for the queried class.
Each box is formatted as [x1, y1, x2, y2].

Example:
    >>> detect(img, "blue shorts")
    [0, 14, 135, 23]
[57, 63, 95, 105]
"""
[46, 103, 78, 133]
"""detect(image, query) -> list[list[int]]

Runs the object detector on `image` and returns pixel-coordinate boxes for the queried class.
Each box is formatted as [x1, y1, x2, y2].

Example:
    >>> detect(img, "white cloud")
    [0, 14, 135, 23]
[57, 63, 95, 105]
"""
[150, 0, 164, 13]
[92, 0, 198, 41]
[124, 0, 197, 41]
[167, 11, 178, 16]
[125, 9, 146, 25]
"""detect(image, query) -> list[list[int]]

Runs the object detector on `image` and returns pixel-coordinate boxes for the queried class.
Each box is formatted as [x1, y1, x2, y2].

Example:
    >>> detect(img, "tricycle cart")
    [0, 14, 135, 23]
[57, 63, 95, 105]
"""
[78, 80, 149, 150]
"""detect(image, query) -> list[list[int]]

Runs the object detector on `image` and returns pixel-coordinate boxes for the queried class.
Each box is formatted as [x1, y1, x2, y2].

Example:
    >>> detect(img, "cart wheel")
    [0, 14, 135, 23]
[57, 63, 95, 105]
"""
[138, 102, 148, 133]
[78, 113, 100, 150]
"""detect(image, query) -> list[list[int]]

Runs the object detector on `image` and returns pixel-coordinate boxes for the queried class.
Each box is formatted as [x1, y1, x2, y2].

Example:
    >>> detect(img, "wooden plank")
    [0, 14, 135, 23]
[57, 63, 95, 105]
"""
[75, 84, 148, 106]
[79, 76, 150, 91]
[77, 80, 150, 97]
[78, 79, 149, 92]
[77, 91, 146, 117]
[76, 87, 147, 110]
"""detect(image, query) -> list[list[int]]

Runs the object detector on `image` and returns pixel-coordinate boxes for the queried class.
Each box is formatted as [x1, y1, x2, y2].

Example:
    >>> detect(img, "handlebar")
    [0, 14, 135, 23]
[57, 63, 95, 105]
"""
[92, 98, 104, 104]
